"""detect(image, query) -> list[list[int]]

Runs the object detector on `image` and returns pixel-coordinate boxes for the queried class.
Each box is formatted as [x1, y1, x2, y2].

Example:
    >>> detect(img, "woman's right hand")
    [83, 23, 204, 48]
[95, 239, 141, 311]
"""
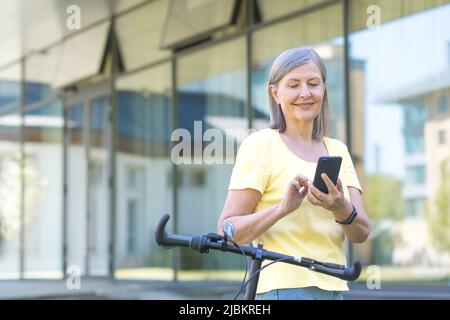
[278, 174, 310, 217]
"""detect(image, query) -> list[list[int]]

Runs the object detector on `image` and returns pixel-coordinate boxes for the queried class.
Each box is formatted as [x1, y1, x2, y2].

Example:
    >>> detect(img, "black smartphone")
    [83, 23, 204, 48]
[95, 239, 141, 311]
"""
[313, 156, 342, 194]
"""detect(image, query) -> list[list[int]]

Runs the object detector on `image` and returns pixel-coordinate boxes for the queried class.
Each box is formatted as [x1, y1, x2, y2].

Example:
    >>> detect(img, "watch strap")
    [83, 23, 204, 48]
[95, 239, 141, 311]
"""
[335, 205, 358, 225]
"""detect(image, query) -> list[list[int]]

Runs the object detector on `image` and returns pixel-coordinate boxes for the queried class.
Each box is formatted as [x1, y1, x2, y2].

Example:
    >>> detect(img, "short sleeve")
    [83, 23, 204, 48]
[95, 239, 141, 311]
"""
[339, 143, 363, 194]
[228, 132, 272, 194]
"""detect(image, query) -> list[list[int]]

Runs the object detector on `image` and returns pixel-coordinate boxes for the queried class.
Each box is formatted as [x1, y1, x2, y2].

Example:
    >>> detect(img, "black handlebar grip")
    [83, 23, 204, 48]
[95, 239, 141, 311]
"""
[310, 260, 362, 281]
[155, 214, 192, 248]
[344, 260, 362, 281]
[155, 214, 171, 247]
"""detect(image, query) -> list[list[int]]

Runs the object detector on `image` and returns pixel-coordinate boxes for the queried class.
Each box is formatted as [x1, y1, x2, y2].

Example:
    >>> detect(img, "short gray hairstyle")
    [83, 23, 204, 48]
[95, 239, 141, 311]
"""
[268, 47, 330, 139]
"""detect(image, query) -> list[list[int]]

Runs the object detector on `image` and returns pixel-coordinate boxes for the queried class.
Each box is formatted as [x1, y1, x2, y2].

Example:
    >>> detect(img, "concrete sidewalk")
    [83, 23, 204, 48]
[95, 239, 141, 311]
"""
[0, 279, 449, 300]
[0, 278, 237, 300]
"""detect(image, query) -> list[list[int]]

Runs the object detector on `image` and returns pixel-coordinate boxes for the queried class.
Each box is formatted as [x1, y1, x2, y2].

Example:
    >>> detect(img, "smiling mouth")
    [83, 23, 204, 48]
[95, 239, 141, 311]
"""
[294, 103, 314, 108]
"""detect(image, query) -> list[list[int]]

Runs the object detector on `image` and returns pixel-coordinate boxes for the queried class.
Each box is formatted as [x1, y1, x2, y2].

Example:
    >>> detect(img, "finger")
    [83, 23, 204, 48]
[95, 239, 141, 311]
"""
[307, 190, 321, 205]
[295, 174, 309, 185]
[336, 178, 343, 192]
[297, 178, 310, 189]
[321, 173, 337, 195]
[309, 184, 326, 202]
[298, 186, 308, 198]
[290, 180, 301, 191]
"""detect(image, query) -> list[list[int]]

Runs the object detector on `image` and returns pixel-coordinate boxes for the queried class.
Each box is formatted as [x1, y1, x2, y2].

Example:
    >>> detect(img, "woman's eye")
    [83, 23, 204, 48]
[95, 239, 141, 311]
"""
[309, 83, 319, 87]
[289, 84, 298, 88]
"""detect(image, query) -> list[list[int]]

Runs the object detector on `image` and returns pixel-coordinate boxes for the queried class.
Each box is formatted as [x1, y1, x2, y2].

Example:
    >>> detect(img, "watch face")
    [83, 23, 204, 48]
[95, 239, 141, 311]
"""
[223, 221, 235, 240]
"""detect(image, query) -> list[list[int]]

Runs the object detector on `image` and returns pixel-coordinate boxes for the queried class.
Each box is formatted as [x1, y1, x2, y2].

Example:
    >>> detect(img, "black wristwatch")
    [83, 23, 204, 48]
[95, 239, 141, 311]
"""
[335, 205, 358, 225]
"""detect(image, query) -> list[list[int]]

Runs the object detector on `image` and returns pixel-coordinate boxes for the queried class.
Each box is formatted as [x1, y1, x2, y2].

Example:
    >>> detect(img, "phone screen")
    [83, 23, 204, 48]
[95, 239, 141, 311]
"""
[312, 156, 342, 194]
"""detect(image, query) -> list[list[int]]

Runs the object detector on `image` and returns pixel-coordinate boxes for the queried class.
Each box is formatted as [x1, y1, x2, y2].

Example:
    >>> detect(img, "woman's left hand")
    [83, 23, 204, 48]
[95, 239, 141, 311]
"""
[307, 173, 350, 214]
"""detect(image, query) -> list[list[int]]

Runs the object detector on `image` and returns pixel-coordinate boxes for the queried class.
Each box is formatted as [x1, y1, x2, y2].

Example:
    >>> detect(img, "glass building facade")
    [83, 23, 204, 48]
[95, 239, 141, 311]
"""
[0, 0, 449, 284]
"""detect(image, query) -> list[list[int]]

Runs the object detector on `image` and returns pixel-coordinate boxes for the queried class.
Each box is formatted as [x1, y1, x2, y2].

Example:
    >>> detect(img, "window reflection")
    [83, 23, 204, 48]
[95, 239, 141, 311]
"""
[350, 2, 450, 279]
[257, 0, 327, 23]
[115, 63, 173, 280]
[25, 21, 110, 105]
[66, 103, 87, 275]
[0, 111, 21, 278]
[88, 95, 109, 276]
[0, 64, 21, 114]
[176, 38, 247, 280]
[161, 0, 236, 49]
[116, 0, 171, 71]
[23, 100, 63, 278]
[0, 0, 139, 69]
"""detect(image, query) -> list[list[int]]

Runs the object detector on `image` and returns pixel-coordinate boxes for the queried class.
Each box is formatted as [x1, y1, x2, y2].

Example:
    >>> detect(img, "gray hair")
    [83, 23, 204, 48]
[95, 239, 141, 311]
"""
[268, 47, 330, 139]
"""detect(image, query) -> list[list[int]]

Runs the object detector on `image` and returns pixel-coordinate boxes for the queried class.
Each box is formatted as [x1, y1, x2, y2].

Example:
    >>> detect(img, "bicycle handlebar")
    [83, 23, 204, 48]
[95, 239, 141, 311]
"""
[155, 214, 361, 281]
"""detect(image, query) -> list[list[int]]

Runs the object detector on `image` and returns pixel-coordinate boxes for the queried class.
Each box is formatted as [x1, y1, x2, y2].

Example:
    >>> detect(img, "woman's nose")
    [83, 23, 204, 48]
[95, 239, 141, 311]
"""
[299, 85, 312, 98]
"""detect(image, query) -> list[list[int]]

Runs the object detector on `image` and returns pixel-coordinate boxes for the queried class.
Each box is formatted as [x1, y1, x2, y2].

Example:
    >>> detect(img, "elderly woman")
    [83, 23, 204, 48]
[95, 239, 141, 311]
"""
[218, 47, 372, 300]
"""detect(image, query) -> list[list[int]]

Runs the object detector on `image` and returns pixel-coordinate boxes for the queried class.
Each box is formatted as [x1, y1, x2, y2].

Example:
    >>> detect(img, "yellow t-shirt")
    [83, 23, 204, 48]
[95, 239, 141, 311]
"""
[228, 128, 363, 294]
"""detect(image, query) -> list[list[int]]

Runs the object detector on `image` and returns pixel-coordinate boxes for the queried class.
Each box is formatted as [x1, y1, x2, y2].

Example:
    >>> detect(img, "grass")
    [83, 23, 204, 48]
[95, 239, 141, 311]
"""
[356, 265, 450, 286]
[115, 268, 245, 281]
[114, 266, 450, 285]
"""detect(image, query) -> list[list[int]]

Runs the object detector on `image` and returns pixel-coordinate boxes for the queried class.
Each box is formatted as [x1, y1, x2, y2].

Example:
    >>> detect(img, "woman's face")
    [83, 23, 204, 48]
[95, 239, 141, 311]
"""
[271, 62, 325, 125]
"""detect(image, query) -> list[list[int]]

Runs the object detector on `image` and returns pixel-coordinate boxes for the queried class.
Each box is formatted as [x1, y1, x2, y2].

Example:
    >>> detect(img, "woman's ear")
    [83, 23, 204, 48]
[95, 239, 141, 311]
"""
[269, 84, 280, 104]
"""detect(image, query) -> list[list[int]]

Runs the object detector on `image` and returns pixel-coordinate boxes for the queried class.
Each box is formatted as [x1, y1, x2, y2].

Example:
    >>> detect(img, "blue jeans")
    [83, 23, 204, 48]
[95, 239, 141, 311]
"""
[255, 287, 344, 300]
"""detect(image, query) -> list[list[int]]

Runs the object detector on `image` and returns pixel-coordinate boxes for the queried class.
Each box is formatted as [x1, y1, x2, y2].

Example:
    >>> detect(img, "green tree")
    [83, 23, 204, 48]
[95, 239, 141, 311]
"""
[364, 174, 404, 222]
[363, 173, 404, 265]
[426, 159, 450, 252]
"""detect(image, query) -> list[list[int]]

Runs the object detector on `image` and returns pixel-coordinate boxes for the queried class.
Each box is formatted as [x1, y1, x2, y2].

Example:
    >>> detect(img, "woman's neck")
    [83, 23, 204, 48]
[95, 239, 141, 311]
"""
[283, 120, 314, 144]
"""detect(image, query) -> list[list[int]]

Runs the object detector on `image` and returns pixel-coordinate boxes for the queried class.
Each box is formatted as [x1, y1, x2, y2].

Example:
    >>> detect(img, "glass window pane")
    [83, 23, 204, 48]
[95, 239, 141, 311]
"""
[25, 48, 61, 104]
[115, 63, 173, 280]
[24, 100, 63, 278]
[439, 95, 448, 113]
[350, 0, 449, 32]
[25, 21, 110, 104]
[176, 37, 247, 281]
[161, 0, 236, 49]
[0, 0, 120, 67]
[252, 3, 347, 144]
[0, 0, 21, 68]
[88, 95, 109, 276]
[116, 0, 171, 71]
[54, 22, 111, 88]
[350, 2, 450, 280]
[66, 103, 87, 275]
[257, 0, 327, 22]
[113, 0, 148, 13]
[66, 91, 110, 278]
[0, 64, 21, 114]
[0, 111, 21, 278]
